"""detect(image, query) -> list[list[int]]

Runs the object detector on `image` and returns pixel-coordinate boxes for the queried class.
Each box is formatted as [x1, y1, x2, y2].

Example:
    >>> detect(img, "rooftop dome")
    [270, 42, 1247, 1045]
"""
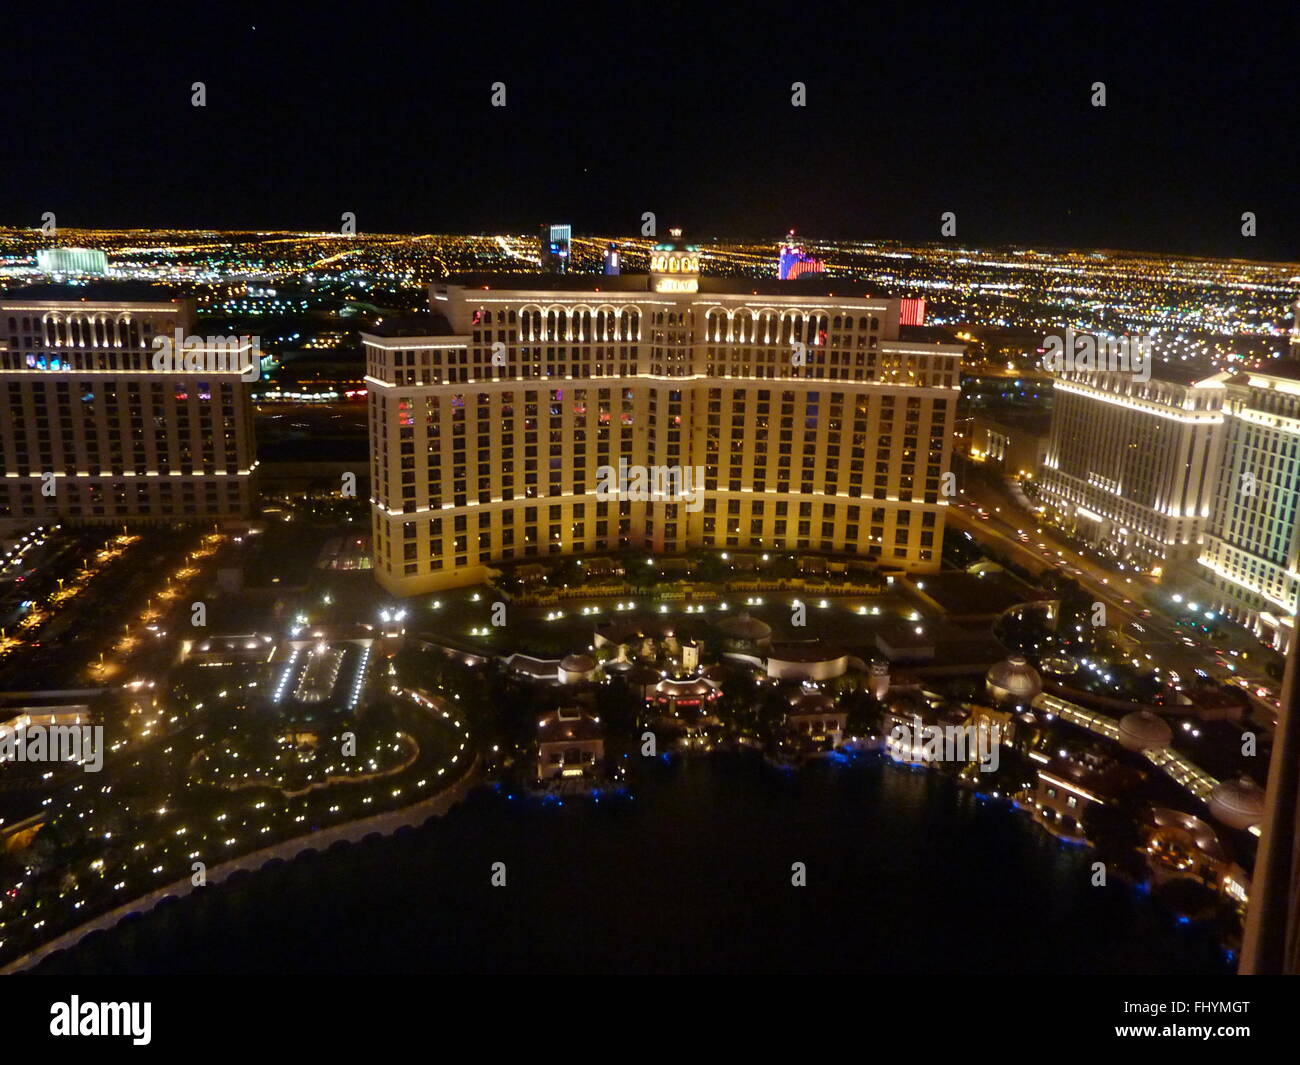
[559, 650, 598, 681]
[1117, 710, 1173, 752]
[1209, 776, 1266, 831]
[985, 655, 1043, 706]
[717, 612, 771, 641]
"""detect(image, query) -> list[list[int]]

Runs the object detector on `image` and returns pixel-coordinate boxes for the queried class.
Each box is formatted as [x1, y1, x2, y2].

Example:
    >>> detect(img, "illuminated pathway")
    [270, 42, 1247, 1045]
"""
[1034, 692, 1219, 801]
[0, 753, 482, 974]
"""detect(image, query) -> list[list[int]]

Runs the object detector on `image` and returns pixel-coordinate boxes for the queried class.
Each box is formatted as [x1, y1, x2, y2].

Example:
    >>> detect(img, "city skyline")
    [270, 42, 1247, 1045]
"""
[4, 2, 1300, 1014]
[6, 4, 1300, 259]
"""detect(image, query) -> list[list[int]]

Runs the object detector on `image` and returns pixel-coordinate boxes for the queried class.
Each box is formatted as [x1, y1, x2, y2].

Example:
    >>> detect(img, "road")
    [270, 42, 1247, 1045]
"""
[948, 459, 1281, 728]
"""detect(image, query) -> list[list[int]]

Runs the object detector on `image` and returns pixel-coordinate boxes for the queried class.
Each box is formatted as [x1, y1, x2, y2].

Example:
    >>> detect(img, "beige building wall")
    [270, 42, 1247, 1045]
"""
[1196, 369, 1300, 653]
[1039, 367, 1224, 571]
[367, 268, 962, 595]
[0, 290, 257, 530]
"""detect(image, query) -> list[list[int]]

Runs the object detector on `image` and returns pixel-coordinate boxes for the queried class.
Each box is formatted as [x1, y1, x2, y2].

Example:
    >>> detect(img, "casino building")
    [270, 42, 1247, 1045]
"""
[1195, 363, 1300, 653]
[1038, 362, 1225, 573]
[365, 230, 962, 595]
[0, 283, 257, 532]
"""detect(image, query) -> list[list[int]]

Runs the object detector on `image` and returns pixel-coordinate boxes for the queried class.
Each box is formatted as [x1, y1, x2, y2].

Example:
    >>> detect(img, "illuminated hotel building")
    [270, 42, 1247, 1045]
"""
[36, 247, 109, 277]
[0, 283, 257, 533]
[539, 224, 572, 274]
[1038, 364, 1225, 572]
[1241, 300, 1300, 974]
[777, 230, 825, 281]
[365, 231, 962, 595]
[1195, 365, 1300, 653]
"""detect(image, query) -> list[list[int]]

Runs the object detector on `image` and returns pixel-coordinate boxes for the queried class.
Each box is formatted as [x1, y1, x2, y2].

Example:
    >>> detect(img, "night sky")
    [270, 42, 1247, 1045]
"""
[7, 1, 1298, 258]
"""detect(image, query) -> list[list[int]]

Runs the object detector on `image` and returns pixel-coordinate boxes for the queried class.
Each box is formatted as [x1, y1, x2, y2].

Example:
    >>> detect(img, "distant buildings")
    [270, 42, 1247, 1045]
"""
[36, 247, 108, 277]
[364, 228, 963, 595]
[777, 230, 824, 280]
[966, 410, 1049, 480]
[0, 283, 257, 533]
[539, 224, 571, 273]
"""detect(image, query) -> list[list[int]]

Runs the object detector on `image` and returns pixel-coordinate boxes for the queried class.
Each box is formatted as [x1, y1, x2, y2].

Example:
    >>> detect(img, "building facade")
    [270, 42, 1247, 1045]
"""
[1195, 366, 1300, 652]
[365, 233, 963, 595]
[36, 247, 109, 276]
[1038, 364, 1225, 572]
[966, 410, 1050, 480]
[0, 284, 257, 532]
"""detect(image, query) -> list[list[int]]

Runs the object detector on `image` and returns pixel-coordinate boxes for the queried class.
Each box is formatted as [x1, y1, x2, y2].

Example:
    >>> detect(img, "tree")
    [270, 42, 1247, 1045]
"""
[694, 552, 727, 584]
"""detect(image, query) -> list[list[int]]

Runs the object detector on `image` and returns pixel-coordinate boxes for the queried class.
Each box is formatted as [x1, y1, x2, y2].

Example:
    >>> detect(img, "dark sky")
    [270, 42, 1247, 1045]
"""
[6, 1, 1298, 259]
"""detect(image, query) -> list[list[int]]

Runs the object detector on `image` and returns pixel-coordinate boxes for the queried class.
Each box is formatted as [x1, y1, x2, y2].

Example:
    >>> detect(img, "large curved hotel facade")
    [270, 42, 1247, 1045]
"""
[366, 234, 963, 595]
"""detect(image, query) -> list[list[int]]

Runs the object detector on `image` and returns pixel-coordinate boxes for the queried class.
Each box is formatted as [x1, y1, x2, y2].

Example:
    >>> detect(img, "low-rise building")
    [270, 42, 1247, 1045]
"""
[967, 410, 1050, 479]
[765, 640, 848, 681]
[1031, 748, 1142, 841]
[537, 707, 604, 780]
[786, 689, 846, 747]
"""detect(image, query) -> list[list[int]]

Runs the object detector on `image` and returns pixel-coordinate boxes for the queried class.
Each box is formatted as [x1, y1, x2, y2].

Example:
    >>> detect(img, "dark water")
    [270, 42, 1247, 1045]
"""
[35, 754, 1231, 974]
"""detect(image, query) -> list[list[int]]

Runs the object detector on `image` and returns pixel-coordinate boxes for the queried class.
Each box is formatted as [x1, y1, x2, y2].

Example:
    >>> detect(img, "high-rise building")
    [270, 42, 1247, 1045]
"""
[0, 283, 257, 533]
[1239, 314, 1300, 976]
[539, 224, 571, 273]
[1038, 363, 1225, 573]
[36, 247, 109, 276]
[364, 229, 962, 595]
[602, 243, 621, 276]
[777, 230, 825, 280]
[1195, 365, 1300, 652]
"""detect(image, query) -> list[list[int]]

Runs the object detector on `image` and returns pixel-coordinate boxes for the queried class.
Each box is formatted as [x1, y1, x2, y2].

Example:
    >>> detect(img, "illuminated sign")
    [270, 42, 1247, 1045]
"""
[900, 298, 926, 326]
[653, 277, 699, 294]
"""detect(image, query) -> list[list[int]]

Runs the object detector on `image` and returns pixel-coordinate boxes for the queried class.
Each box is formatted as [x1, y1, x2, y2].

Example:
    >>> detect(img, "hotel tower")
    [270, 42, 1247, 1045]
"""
[365, 231, 962, 595]
[0, 283, 257, 533]
[1038, 363, 1225, 573]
